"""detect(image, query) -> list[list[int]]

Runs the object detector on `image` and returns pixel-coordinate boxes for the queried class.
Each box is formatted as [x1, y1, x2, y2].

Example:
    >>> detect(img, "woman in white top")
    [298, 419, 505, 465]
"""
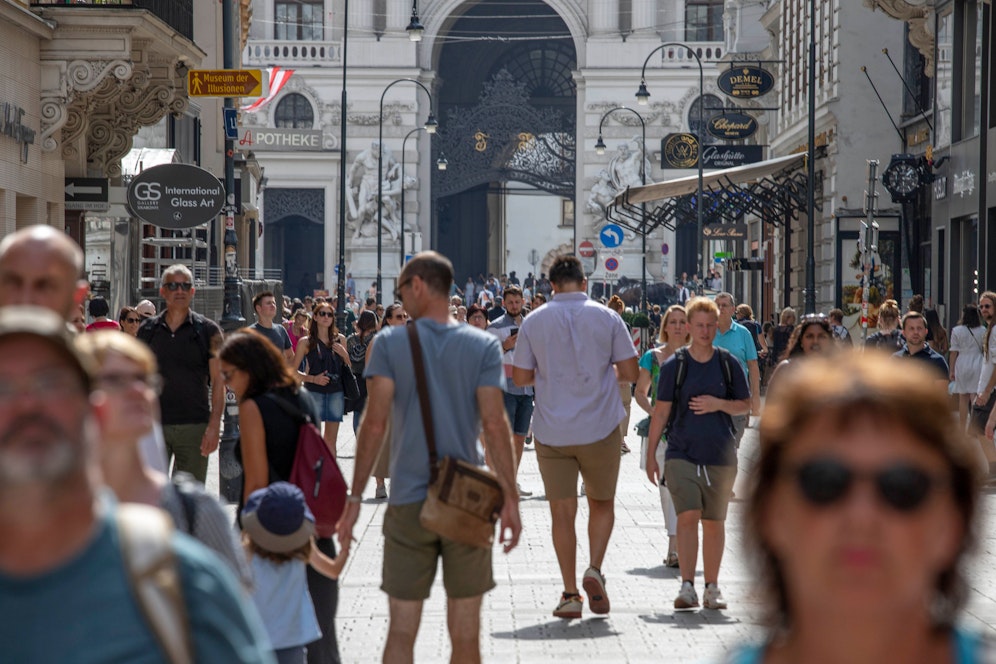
[949, 303, 986, 430]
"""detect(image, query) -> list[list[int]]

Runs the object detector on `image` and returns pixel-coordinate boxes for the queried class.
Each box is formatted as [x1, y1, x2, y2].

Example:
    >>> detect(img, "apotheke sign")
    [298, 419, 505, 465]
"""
[237, 127, 325, 151]
[127, 164, 225, 230]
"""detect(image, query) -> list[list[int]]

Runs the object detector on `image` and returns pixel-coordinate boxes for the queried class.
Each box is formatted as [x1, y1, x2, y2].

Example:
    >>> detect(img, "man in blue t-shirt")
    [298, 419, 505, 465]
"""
[0, 306, 272, 664]
[338, 251, 521, 663]
[249, 290, 294, 363]
[644, 297, 750, 613]
[713, 293, 760, 445]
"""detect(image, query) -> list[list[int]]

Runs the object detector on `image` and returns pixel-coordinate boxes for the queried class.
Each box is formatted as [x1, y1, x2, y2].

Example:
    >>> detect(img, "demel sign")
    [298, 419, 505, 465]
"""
[127, 164, 225, 229]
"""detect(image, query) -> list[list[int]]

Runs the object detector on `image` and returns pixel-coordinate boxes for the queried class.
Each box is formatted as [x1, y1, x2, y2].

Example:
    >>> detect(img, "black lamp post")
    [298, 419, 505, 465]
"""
[398, 126, 446, 268]
[595, 106, 648, 312]
[377, 79, 437, 303]
[335, 0, 350, 333]
[636, 43, 705, 280]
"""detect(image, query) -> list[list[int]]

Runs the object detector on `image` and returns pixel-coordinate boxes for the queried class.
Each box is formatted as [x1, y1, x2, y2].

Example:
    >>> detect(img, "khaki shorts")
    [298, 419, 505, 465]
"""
[664, 458, 737, 521]
[535, 428, 622, 501]
[381, 501, 495, 600]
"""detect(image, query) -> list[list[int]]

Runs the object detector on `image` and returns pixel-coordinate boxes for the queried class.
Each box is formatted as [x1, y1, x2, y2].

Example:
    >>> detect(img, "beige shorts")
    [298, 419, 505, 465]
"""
[664, 458, 736, 521]
[381, 501, 495, 600]
[535, 428, 622, 501]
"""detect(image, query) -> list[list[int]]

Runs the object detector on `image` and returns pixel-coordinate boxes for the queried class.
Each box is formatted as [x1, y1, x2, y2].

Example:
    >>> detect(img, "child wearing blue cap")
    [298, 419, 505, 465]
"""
[241, 482, 349, 664]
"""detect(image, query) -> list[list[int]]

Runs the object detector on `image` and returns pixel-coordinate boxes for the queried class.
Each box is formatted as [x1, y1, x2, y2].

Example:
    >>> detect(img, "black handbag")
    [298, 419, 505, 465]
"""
[339, 361, 361, 403]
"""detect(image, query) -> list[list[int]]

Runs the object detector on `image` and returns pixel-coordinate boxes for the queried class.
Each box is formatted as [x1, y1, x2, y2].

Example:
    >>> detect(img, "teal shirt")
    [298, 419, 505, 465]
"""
[714, 320, 758, 376]
[0, 499, 274, 664]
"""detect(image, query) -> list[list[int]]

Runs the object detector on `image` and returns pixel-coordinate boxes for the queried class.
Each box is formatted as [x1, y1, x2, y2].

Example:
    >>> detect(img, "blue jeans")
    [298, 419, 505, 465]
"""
[502, 392, 534, 437]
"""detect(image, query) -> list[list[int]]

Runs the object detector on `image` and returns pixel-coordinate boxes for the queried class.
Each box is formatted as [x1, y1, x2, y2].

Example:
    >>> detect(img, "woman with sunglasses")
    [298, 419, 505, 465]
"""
[218, 329, 344, 664]
[732, 352, 986, 663]
[381, 302, 408, 329]
[292, 302, 351, 456]
[118, 306, 142, 337]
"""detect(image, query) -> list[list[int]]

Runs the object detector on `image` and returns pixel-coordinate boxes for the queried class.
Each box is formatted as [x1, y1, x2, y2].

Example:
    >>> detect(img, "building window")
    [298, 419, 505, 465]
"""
[274, 93, 314, 129]
[685, 1, 723, 42]
[934, 7, 953, 148]
[275, 1, 324, 41]
[957, 0, 983, 139]
[688, 94, 724, 145]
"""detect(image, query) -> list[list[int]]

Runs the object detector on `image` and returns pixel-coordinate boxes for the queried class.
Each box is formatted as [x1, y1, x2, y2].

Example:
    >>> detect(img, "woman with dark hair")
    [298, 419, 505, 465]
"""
[767, 314, 833, 391]
[731, 351, 987, 663]
[866, 299, 903, 350]
[347, 310, 379, 434]
[950, 304, 985, 432]
[925, 307, 950, 358]
[466, 303, 488, 330]
[117, 306, 141, 337]
[380, 302, 407, 329]
[292, 301, 350, 456]
[219, 329, 343, 664]
[769, 307, 796, 371]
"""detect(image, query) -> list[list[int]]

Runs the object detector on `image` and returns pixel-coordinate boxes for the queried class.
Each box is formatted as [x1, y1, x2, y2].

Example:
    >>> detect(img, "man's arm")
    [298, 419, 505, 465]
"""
[336, 374, 394, 546]
[477, 385, 521, 553]
[201, 355, 225, 456]
[747, 359, 761, 415]
[616, 356, 639, 384]
[644, 399, 671, 486]
[511, 367, 535, 387]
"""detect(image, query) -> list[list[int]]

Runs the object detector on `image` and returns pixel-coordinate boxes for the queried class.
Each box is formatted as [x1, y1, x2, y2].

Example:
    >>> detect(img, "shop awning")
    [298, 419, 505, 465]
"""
[606, 152, 815, 234]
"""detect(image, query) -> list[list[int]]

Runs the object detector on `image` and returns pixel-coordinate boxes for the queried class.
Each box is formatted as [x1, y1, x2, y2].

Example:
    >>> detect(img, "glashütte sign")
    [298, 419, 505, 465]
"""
[717, 66, 775, 98]
[707, 112, 759, 140]
[127, 164, 226, 230]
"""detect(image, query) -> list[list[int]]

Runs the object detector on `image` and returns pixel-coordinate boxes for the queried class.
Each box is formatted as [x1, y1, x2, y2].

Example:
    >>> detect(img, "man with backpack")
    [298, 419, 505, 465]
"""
[644, 297, 750, 611]
[138, 265, 224, 483]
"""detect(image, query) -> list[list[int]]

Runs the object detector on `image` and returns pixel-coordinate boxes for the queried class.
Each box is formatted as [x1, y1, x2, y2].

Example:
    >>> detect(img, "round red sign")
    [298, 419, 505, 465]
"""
[578, 241, 596, 259]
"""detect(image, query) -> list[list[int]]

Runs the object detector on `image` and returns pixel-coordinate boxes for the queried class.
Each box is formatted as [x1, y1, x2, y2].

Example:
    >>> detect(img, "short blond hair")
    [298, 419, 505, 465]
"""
[74, 330, 158, 377]
[685, 296, 719, 321]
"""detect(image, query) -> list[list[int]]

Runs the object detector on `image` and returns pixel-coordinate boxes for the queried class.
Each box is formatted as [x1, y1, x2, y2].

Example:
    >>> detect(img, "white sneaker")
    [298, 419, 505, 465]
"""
[674, 582, 699, 610]
[516, 483, 533, 498]
[703, 584, 727, 610]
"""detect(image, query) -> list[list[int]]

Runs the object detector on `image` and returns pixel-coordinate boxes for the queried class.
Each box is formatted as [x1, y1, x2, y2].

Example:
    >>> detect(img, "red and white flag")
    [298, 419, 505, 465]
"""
[241, 66, 294, 113]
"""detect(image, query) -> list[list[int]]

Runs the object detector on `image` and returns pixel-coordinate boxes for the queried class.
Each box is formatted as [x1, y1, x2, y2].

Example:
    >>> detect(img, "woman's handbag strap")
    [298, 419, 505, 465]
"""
[406, 321, 440, 481]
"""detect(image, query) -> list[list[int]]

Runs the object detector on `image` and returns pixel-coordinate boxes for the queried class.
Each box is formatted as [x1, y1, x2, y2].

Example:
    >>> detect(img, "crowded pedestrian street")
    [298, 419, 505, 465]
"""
[201, 417, 996, 663]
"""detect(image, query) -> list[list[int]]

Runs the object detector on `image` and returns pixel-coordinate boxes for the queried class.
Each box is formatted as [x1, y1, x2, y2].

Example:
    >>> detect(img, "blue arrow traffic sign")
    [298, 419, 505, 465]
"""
[599, 224, 624, 248]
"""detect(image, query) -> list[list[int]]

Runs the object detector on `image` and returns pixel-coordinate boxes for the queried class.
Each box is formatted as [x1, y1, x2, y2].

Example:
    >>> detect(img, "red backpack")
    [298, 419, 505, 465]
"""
[264, 393, 347, 538]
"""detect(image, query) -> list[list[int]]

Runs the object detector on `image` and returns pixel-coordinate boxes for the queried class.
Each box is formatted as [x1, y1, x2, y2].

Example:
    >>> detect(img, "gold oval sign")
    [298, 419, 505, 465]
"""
[717, 66, 775, 98]
[707, 112, 759, 140]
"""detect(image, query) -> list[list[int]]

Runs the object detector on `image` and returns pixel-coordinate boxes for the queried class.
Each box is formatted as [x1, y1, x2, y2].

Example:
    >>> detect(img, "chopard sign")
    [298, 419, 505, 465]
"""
[707, 112, 759, 140]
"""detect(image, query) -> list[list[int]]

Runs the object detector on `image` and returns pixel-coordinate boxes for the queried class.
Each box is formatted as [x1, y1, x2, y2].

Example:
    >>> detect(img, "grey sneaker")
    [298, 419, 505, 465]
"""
[703, 584, 727, 610]
[517, 483, 533, 498]
[582, 567, 610, 614]
[674, 582, 699, 610]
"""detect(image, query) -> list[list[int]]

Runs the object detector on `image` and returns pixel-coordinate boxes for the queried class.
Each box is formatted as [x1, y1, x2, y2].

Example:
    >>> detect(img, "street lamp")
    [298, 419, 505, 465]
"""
[636, 43, 706, 280]
[406, 0, 424, 42]
[398, 126, 446, 267]
[378, 78, 437, 303]
[596, 106, 649, 312]
[335, 0, 351, 333]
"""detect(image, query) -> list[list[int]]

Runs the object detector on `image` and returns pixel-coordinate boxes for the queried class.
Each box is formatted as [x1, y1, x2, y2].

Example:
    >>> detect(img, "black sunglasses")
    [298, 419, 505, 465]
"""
[124, 317, 141, 324]
[786, 457, 945, 512]
[164, 282, 192, 292]
[316, 311, 335, 318]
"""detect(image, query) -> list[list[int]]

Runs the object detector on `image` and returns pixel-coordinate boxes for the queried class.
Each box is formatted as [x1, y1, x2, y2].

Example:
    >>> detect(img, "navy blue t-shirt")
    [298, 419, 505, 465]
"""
[656, 349, 750, 466]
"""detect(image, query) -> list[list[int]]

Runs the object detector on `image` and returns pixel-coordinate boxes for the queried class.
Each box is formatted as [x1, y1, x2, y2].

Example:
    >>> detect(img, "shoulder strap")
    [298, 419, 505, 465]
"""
[171, 472, 200, 535]
[716, 347, 736, 400]
[263, 391, 312, 425]
[664, 348, 688, 435]
[116, 504, 193, 664]
[406, 321, 440, 482]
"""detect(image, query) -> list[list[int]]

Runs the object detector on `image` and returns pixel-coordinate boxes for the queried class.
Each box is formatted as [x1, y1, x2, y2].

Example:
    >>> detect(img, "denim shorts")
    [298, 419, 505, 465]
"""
[502, 392, 535, 437]
[311, 390, 344, 423]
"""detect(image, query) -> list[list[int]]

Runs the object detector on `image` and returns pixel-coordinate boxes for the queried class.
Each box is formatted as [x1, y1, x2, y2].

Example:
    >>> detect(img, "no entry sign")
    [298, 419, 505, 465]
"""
[578, 241, 596, 258]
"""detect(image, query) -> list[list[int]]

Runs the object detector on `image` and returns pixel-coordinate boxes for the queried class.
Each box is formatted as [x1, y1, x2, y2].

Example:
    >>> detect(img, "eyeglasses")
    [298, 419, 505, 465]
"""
[124, 317, 141, 324]
[316, 311, 335, 319]
[785, 457, 946, 512]
[163, 282, 192, 292]
[394, 279, 412, 301]
[97, 372, 162, 394]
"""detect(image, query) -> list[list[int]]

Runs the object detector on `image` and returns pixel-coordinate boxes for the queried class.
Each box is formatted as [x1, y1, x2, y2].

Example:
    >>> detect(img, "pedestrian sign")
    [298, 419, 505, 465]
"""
[188, 69, 264, 98]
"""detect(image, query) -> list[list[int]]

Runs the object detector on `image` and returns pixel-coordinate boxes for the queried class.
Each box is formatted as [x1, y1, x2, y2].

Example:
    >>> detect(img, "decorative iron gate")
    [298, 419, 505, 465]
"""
[433, 69, 576, 200]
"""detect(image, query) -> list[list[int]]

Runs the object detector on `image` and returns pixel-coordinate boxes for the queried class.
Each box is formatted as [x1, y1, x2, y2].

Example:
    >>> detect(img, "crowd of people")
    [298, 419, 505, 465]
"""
[1, 221, 994, 662]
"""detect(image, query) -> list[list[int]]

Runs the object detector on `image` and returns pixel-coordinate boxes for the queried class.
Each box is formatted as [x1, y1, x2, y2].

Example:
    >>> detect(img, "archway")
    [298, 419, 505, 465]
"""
[263, 188, 325, 299]
[431, 0, 577, 284]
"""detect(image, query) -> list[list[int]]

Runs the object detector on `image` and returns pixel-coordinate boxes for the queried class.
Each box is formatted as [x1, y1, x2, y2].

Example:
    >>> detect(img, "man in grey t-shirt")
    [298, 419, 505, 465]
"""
[338, 251, 521, 663]
[248, 291, 293, 364]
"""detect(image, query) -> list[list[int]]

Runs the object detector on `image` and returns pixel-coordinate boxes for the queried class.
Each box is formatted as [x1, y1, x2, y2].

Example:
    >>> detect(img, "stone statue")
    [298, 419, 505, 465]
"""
[609, 136, 651, 191]
[347, 142, 401, 239]
[585, 169, 617, 214]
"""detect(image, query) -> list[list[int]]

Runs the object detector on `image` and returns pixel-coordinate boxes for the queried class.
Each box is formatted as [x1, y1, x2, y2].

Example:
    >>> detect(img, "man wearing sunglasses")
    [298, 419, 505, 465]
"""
[138, 265, 224, 483]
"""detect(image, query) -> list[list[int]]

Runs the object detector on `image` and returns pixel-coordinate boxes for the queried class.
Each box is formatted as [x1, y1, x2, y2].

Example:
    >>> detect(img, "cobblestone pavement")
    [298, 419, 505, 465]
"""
[208, 417, 996, 663]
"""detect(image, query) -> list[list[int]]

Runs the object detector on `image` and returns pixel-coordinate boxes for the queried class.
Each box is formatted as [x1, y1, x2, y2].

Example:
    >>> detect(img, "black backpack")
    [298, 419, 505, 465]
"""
[664, 346, 739, 436]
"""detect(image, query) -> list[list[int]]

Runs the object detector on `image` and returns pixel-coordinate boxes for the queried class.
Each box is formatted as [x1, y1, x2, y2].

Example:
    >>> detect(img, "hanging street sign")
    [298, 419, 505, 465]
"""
[187, 69, 264, 98]
[126, 163, 225, 230]
[707, 112, 759, 140]
[717, 65, 776, 98]
[660, 137, 764, 169]
[64, 177, 108, 210]
[727, 257, 765, 271]
[703, 223, 749, 239]
[599, 224, 624, 248]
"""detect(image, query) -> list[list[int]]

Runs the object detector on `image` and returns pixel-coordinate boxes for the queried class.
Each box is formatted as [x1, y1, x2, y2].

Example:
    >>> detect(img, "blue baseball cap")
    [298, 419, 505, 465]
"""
[241, 482, 315, 553]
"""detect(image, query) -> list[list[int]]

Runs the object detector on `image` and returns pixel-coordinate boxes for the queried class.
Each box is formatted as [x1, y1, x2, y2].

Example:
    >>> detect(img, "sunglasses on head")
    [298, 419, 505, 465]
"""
[164, 282, 192, 292]
[786, 457, 945, 512]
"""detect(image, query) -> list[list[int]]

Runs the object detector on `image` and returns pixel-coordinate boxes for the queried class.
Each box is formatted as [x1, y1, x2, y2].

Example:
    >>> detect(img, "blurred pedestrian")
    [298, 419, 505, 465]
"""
[117, 306, 141, 336]
[949, 303, 986, 431]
